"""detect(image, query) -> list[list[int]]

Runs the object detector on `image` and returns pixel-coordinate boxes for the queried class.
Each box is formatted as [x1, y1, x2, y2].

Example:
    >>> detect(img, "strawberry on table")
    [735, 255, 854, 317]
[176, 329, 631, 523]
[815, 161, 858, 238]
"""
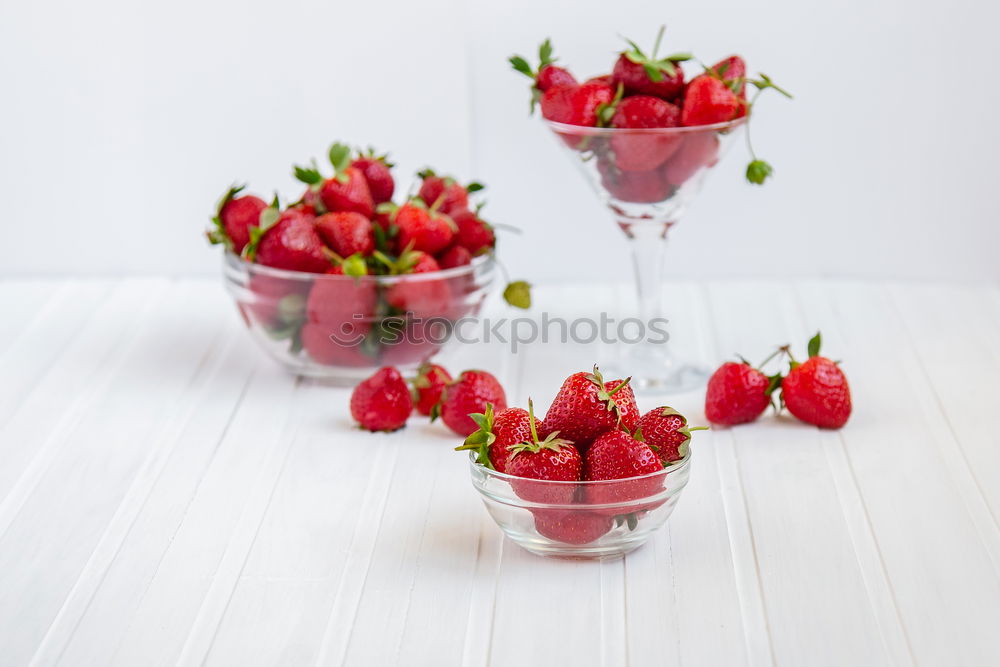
[207, 184, 268, 254]
[636, 406, 707, 465]
[609, 95, 683, 171]
[543, 366, 639, 453]
[351, 148, 395, 204]
[314, 211, 375, 258]
[781, 332, 852, 428]
[247, 206, 331, 274]
[611, 26, 691, 101]
[509, 38, 578, 112]
[410, 363, 452, 416]
[350, 366, 413, 432]
[435, 369, 507, 437]
[705, 358, 782, 426]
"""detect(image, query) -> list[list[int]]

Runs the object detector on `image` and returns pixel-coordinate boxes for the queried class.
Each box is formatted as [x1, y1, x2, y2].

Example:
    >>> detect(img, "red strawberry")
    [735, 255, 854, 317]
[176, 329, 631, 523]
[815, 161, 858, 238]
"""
[598, 157, 674, 203]
[510, 38, 578, 112]
[609, 95, 683, 171]
[711, 55, 747, 98]
[781, 333, 852, 429]
[383, 250, 452, 319]
[435, 370, 507, 437]
[437, 244, 472, 269]
[681, 75, 741, 126]
[306, 259, 377, 328]
[705, 360, 780, 426]
[506, 401, 581, 504]
[351, 150, 395, 204]
[416, 169, 482, 215]
[532, 509, 612, 545]
[543, 366, 639, 453]
[301, 322, 371, 367]
[539, 81, 615, 127]
[350, 366, 413, 432]
[450, 209, 496, 255]
[458, 404, 549, 474]
[410, 363, 452, 416]
[583, 430, 663, 507]
[314, 211, 375, 258]
[393, 201, 455, 255]
[636, 407, 707, 464]
[585, 74, 613, 85]
[244, 273, 309, 332]
[251, 208, 331, 273]
[660, 132, 720, 186]
[319, 167, 374, 218]
[611, 27, 690, 101]
[207, 185, 268, 254]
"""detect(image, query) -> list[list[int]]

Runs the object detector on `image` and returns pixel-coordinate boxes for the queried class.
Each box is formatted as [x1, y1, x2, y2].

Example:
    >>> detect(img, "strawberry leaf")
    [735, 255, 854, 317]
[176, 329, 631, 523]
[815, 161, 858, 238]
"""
[503, 281, 532, 309]
[807, 332, 822, 358]
[509, 55, 533, 78]
[328, 142, 352, 173]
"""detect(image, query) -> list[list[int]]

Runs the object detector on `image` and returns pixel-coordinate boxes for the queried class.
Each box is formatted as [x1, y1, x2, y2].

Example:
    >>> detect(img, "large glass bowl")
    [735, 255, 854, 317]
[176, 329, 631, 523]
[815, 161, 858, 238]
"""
[223, 252, 496, 383]
[468, 450, 692, 559]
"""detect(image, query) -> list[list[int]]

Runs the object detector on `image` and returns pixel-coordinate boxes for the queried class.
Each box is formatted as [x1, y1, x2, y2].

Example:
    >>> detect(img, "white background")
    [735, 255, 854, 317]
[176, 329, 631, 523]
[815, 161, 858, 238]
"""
[1, 0, 997, 282]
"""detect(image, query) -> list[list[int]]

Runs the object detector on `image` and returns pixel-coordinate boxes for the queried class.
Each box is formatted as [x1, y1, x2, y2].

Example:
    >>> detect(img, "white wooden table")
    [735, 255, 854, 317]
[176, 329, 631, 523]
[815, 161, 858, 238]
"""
[1, 278, 999, 667]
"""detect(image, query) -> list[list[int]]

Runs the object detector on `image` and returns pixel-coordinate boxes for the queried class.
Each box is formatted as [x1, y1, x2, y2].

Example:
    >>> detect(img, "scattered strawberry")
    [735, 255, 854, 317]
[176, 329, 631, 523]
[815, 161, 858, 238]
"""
[781, 333, 852, 428]
[539, 81, 615, 126]
[207, 185, 268, 254]
[611, 27, 691, 101]
[350, 366, 413, 432]
[314, 211, 375, 258]
[506, 400, 581, 503]
[705, 359, 780, 426]
[410, 363, 452, 416]
[583, 429, 663, 507]
[435, 369, 508, 437]
[416, 169, 482, 215]
[451, 209, 496, 255]
[351, 149, 395, 204]
[532, 509, 612, 545]
[390, 200, 455, 255]
[437, 244, 472, 269]
[510, 38, 578, 112]
[681, 74, 741, 126]
[543, 366, 639, 453]
[609, 95, 683, 171]
[636, 406, 707, 464]
[249, 207, 331, 273]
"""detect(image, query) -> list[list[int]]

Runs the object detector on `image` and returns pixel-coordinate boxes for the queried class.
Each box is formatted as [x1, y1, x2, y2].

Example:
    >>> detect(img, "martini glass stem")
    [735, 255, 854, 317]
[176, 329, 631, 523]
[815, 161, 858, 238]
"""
[625, 222, 669, 327]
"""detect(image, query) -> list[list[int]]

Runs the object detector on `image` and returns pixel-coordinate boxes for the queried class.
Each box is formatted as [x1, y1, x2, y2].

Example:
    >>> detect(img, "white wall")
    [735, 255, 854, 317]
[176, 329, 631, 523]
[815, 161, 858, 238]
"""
[1, 0, 997, 282]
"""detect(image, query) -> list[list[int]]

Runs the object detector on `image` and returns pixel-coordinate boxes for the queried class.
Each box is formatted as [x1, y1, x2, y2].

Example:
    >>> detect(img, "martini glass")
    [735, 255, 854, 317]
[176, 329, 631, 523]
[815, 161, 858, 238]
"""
[545, 117, 746, 392]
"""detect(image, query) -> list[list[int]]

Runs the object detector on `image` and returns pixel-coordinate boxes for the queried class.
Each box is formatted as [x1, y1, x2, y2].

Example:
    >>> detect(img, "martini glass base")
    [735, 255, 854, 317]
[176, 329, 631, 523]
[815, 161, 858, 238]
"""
[604, 345, 709, 395]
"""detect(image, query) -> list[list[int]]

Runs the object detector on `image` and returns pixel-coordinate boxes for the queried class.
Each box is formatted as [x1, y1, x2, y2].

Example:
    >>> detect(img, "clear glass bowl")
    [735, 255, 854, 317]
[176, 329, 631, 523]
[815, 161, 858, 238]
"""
[468, 450, 692, 559]
[223, 252, 496, 383]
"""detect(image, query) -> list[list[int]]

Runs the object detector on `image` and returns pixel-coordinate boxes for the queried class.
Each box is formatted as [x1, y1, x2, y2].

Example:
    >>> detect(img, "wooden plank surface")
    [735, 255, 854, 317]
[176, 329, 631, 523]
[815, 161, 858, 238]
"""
[0, 278, 997, 666]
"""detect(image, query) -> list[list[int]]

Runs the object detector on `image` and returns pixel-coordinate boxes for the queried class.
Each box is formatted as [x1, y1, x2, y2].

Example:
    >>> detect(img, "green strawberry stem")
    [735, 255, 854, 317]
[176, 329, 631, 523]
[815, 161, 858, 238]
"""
[742, 74, 792, 185]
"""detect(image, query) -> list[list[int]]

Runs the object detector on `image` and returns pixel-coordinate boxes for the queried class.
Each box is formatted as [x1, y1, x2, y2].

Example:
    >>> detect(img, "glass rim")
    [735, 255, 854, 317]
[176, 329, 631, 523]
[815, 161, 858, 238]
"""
[544, 116, 746, 136]
[468, 447, 692, 485]
[223, 250, 495, 284]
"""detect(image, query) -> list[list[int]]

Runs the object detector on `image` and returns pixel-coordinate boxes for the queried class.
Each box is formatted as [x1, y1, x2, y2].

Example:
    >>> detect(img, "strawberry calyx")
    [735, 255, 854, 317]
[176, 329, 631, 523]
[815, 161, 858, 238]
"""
[509, 38, 559, 112]
[586, 365, 631, 424]
[206, 183, 245, 248]
[596, 83, 626, 127]
[507, 399, 573, 459]
[355, 145, 395, 168]
[240, 194, 281, 262]
[372, 243, 424, 275]
[454, 402, 497, 469]
[621, 25, 692, 82]
[328, 142, 353, 184]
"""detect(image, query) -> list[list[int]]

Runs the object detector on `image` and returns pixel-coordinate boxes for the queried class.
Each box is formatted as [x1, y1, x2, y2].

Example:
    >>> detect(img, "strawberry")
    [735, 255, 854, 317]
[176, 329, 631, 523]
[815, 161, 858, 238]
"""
[711, 55, 747, 99]
[681, 74, 741, 126]
[410, 363, 452, 416]
[543, 366, 639, 453]
[636, 407, 707, 464]
[609, 95, 683, 171]
[458, 404, 547, 473]
[306, 257, 377, 326]
[293, 143, 375, 218]
[781, 333, 852, 429]
[435, 369, 508, 437]
[510, 38, 578, 112]
[585, 74, 613, 85]
[506, 400, 581, 504]
[314, 211, 375, 258]
[532, 509, 612, 545]
[660, 132, 720, 187]
[351, 149, 395, 204]
[244, 273, 309, 333]
[392, 201, 455, 255]
[207, 185, 268, 254]
[416, 169, 483, 215]
[611, 27, 691, 101]
[450, 209, 495, 255]
[437, 244, 472, 269]
[539, 81, 615, 127]
[705, 360, 781, 426]
[350, 366, 413, 432]
[598, 157, 674, 203]
[249, 207, 331, 274]
[381, 249, 452, 319]
[301, 322, 372, 367]
[583, 430, 663, 507]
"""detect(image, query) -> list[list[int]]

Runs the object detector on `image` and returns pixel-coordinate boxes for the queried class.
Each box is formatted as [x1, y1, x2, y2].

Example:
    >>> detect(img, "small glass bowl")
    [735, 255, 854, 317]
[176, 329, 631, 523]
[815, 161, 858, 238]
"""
[223, 252, 496, 383]
[468, 451, 692, 559]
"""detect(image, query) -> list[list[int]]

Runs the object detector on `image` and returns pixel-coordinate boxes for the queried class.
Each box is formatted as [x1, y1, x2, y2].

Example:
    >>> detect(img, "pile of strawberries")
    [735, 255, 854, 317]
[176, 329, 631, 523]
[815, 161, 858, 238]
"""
[511, 28, 790, 201]
[705, 332, 853, 429]
[208, 143, 528, 367]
